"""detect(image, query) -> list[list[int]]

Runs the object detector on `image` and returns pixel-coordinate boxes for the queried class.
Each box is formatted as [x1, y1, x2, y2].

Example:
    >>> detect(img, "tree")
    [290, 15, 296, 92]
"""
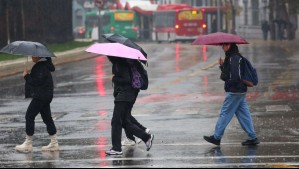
[287, 0, 299, 40]
[269, 0, 299, 40]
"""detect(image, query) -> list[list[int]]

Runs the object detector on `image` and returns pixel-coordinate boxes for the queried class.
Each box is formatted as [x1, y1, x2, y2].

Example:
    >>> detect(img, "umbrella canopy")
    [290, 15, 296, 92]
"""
[85, 43, 147, 61]
[192, 32, 249, 46]
[0, 41, 55, 57]
[102, 33, 147, 58]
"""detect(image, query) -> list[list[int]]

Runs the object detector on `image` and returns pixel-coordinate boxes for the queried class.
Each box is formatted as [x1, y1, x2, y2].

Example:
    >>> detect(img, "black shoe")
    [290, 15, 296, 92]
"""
[204, 135, 221, 146]
[242, 138, 260, 146]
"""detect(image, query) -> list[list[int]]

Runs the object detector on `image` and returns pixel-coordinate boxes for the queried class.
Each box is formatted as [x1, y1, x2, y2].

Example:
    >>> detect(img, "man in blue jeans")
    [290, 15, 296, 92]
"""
[204, 43, 260, 146]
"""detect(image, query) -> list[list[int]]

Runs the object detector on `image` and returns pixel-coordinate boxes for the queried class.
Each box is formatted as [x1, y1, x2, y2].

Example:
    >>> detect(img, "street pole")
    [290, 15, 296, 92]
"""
[6, 0, 10, 44]
[230, 0, 236, 34]
[98, 9, 103, 42]
[95, 0, 104, 42]
[21, 0, 26, 40]
[217, 0, 221, 32]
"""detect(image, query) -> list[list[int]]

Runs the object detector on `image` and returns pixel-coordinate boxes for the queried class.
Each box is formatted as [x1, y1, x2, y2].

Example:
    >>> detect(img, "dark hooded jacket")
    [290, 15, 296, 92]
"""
[220, 44, 247, 93]
[25, 58, 55, 101]
[108, 57, 139, 102]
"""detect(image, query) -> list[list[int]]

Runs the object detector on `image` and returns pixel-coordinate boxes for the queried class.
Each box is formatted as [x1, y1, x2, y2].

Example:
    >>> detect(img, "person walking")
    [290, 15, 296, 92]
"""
[121, 98, 151, 146]
[15, 57, 59, 152]
[203, 43, 260, 146]
[261, 20, 270, 41]
[211, 17, 218, 33]
[106, 57, 154, 156]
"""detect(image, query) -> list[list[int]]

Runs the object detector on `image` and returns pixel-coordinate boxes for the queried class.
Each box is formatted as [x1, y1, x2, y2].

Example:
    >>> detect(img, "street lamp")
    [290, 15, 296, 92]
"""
[217, 0, 221, 32]
[243, 0, 248, 25]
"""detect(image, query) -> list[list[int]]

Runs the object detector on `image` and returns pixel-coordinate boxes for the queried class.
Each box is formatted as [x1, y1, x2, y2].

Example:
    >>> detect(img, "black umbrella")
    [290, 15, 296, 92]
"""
[102, 33, 147, 64]
[0, 41, 55, 58]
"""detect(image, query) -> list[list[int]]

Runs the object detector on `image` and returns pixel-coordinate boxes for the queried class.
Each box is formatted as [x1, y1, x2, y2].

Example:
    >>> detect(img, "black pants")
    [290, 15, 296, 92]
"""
[25, 99, 57, 136]
[124, 104, 147, 141]
[111, 101, 150, 151]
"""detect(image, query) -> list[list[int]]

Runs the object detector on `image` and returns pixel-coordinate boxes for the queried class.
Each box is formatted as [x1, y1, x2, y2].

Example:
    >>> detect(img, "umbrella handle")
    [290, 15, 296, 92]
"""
[25, 56, 28, 70]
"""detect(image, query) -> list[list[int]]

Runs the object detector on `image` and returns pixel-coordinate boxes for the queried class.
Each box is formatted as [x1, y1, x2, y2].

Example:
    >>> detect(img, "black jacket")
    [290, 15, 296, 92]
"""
[220, 45, 247, 93]
[25, 59, 55, 101]
[109, 57, 139, 102]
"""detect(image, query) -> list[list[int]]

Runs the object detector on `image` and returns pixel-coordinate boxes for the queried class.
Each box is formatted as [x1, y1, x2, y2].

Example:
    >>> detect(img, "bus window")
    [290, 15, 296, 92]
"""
[114, 12, 134, 21]
[178, 10, 203, 21]
[153, 11, 175, 29]
[103, 15, 111, 26]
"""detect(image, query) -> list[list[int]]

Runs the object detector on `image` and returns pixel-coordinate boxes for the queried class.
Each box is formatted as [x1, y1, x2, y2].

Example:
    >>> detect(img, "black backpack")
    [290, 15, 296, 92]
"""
[241, 56, 258, 87]
[130, 61, 149, 90]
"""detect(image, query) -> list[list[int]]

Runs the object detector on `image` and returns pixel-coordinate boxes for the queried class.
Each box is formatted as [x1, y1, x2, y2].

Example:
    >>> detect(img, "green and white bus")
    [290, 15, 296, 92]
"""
[91, 10, 140, 40]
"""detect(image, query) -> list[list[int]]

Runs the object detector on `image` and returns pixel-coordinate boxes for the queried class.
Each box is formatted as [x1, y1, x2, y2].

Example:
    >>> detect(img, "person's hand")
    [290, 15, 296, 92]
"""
[23, 69, 29, 77]
[218, 57, 224, 65]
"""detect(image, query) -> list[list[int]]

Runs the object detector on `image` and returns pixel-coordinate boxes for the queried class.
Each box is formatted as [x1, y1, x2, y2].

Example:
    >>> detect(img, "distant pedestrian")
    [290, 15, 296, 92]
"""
[211, 18, 217, 33]
[16, 57, 59, 152]
[106, 57, 154, 156]
[274, 19, 287, 41]
[261, 20, 270, 40]
[203, 43, 260, 146]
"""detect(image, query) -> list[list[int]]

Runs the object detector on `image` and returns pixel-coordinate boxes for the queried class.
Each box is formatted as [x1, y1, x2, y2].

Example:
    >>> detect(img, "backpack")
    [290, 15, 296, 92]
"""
[130, 62, 149, 90]
[241, 57, 258, 87]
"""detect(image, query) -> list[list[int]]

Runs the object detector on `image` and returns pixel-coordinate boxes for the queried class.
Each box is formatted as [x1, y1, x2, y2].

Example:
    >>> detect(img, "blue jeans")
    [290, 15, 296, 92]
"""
[214, 92, 257, 140]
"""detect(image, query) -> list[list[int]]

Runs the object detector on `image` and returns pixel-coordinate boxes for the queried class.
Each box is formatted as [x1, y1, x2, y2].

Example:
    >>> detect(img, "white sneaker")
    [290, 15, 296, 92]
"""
[106, 149, 123, 156]
[136, 128, 151, 144]
[146, 134, 154, 151]
[121, 138, 136, 146]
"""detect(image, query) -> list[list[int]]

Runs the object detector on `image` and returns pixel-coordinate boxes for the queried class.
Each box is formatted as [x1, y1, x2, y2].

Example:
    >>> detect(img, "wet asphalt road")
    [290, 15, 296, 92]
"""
[0, 41, 299, 168]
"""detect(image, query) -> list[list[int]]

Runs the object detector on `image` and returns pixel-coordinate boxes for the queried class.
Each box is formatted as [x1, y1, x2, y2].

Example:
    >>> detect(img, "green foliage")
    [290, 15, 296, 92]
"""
[0, 54, 21, 61]
[47, 41, 94, 53]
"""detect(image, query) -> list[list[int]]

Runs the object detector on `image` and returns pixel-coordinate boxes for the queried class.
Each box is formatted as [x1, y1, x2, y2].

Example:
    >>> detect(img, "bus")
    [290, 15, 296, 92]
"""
[91, 10, 140, 40]
[153, 7, 206, 42]
[85, 10, 99, 39]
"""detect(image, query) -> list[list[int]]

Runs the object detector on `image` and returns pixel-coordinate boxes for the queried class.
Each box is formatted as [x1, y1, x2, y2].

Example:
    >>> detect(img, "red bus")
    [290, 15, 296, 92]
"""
[152, 4, 207, 42]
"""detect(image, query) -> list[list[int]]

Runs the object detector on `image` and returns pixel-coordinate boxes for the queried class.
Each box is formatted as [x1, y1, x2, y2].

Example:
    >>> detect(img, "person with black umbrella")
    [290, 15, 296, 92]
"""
[15, 56, 59, 152]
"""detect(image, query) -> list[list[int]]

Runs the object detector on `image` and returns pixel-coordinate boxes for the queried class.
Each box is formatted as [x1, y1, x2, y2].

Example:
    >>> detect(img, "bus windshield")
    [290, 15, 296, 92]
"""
[114, 12, 134, 21]
[153, 11, 175, 28]
[178, 10, 203, 21]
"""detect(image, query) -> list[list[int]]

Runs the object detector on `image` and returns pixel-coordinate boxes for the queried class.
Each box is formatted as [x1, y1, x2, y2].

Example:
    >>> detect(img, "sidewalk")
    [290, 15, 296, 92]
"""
[0, 47, 98, 78]
[249, 38, 299, 51]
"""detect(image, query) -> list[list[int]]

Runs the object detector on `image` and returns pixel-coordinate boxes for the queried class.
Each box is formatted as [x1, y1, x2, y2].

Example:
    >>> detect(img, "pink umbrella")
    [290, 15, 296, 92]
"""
[192, 32, 249, 46]
[85, 43, 147, 61]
